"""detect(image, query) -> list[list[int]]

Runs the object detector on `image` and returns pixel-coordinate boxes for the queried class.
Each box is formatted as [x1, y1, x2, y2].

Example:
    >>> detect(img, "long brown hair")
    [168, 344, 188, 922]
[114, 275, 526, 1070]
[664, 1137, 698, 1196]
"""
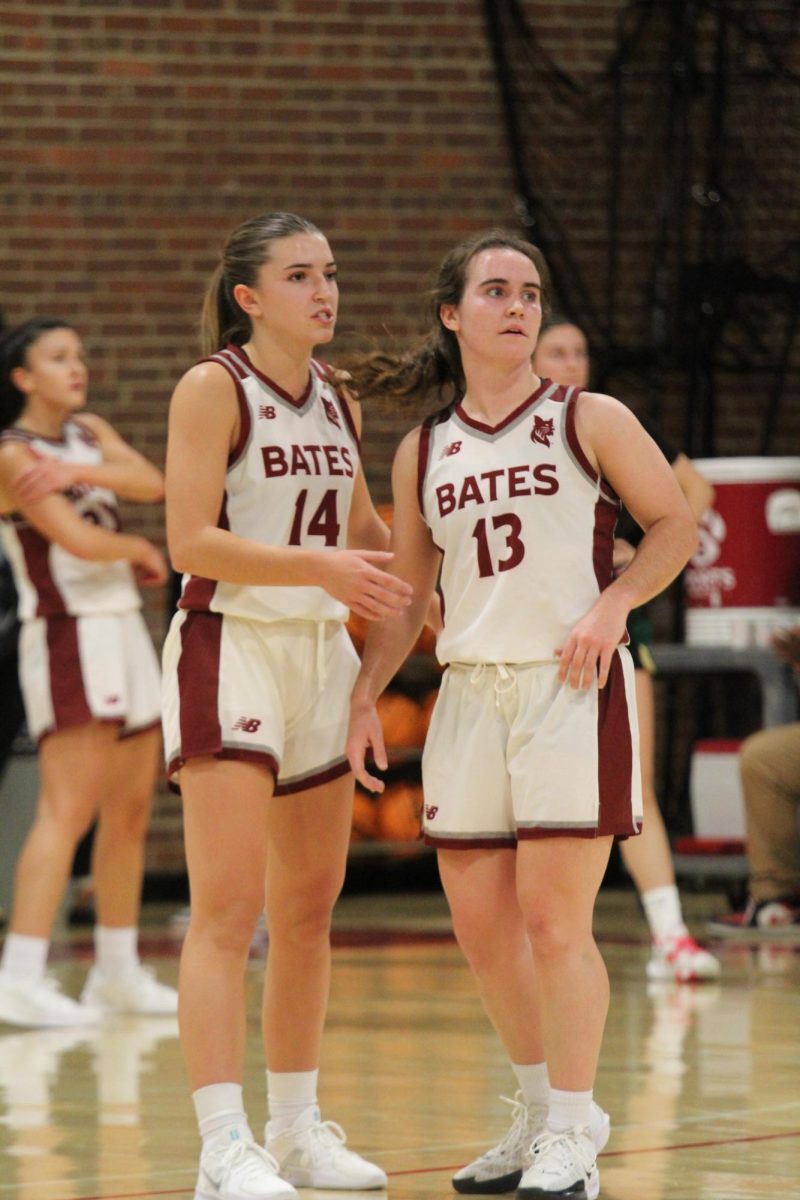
[346, 229, 550, 405]
[200, 212, 322, 355]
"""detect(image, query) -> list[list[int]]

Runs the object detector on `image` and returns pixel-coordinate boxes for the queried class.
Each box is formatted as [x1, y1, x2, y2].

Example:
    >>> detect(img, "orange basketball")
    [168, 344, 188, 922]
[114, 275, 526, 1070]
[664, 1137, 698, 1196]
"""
[351, 789, 379, 842]
[376, 690, 426, 748]
[377, 782, 424, 842]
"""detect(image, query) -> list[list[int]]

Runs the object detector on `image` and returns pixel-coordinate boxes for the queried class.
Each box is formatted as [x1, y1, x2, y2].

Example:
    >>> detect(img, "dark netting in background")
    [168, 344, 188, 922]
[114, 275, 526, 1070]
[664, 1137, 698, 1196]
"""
[484, 0, 800, 456]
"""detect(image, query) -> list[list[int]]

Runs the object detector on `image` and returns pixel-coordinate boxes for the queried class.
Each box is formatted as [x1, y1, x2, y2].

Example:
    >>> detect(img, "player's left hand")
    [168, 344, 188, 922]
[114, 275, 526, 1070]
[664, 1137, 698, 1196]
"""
[555, 595, 629, 690]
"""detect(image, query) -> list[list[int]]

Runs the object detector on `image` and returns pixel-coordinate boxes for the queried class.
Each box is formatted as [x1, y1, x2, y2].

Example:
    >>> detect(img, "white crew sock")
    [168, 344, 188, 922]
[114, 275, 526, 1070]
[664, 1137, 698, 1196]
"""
[642, 885, 688, 942]
[512, 1061, 550, 1108]
[194, 1082, 252, 1151]
[94, 925, 140, 973]
[0, 933, 48, 983]
[548, 1087, 593, 1133]
[266, 1069, 319, 1134]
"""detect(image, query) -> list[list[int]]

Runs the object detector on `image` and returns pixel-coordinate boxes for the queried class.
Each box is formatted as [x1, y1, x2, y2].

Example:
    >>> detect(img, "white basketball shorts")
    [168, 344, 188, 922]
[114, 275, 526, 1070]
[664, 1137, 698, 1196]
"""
[421, 648, 642, 847]
[162, 611, 359, 795]
[18, 609, 161, 744]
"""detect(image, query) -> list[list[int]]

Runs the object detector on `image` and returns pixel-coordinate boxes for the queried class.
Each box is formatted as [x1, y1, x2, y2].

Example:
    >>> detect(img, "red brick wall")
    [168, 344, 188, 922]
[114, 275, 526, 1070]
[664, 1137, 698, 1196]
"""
[2, 2, 796, 871]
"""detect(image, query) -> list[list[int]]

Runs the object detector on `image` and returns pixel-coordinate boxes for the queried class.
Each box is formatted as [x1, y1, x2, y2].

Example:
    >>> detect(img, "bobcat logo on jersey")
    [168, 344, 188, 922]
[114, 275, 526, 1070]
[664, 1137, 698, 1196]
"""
[439, 440, 462, 460]
[322, 398, 341, 429]
[531, 415, 555, 447]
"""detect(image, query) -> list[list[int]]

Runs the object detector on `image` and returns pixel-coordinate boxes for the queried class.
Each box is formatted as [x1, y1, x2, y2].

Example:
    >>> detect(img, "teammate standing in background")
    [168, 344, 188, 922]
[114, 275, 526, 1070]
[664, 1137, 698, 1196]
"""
[533, 319, 719, 984]
[163, 212, 410, 1200]
[0, 317, 176, 1027]
[347, 230, 698, 1200]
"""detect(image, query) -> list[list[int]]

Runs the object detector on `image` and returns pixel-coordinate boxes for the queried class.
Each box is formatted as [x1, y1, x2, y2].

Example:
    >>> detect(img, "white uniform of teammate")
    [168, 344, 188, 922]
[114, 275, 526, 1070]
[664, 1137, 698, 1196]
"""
[161, 345, 361, 793]
[418, 379, 642, 844]
[0, 420, 161, 742]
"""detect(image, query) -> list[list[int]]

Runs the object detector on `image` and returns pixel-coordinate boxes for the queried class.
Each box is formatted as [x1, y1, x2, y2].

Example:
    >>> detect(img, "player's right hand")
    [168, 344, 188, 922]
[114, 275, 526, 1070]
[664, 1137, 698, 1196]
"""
[323, 549, 413, 620]
[347, 700, 388, 793]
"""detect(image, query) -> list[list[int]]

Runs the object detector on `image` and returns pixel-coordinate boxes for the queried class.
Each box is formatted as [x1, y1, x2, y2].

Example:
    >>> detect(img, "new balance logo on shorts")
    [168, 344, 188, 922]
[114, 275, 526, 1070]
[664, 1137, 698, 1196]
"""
[425, 805, 439, 820]
[233, 716, 262, 733]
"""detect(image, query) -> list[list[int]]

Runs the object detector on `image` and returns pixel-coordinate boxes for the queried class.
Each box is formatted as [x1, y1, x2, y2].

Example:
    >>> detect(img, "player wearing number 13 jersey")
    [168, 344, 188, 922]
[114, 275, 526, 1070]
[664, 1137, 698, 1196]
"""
[420, 378, 620, 666]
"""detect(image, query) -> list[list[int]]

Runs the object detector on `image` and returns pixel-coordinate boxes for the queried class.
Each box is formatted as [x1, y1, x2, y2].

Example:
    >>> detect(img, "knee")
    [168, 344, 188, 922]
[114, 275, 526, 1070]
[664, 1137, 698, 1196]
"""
[190, 890, 265, 957]
[451, 907, 520, 977]
[35, 791, 97, 847]
[267, 873, 342, 948]
[524, 906, 586, 963]
[103, 792, 153, 843]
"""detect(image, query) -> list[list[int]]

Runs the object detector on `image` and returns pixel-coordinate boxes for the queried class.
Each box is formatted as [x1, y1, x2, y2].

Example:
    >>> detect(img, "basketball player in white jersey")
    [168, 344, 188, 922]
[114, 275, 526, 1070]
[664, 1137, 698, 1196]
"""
[346, 231, 698, 1200]
[0, 317, 177, 1028]
[163, 212, 412, 1200]
[533, 320, 720, 985]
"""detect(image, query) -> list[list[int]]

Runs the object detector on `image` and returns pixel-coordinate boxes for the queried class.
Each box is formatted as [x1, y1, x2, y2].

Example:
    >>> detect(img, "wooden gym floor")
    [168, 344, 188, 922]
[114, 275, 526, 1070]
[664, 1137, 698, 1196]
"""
[0, 883, 798, 1200]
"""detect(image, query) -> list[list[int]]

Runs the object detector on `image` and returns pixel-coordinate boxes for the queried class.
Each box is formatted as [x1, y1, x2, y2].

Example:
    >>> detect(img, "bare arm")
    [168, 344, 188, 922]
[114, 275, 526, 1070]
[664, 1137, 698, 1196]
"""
[11, 413, 164, 505]
[347, 428, 442, 790]
[0, 443, 167, 586]
[559, 394, 698, 689]
[166, 362, 412, 620]
[671, 451, 715, 521]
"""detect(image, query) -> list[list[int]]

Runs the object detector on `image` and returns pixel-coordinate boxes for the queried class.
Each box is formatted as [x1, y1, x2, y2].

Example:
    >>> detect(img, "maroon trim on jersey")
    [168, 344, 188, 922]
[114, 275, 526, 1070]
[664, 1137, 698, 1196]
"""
[227, 344, 313, 409]
[47, 616, 92, 728]
[592, 494, 618, 593]
[423, 833, 518, 850]
[0, 428, 37, 445]
[454, 378, 551, 435]
[17, 525, 67, 616]
[563, 388, 598, 483]
[274, 757, 351, 796]
[179, 495, 229, 611]
[167, 746, 280, 786]
[202, 353, 252, 468]
[71, 417, 99, 447]
[176, 610, 224, 760]
[417, 408, 451, 515]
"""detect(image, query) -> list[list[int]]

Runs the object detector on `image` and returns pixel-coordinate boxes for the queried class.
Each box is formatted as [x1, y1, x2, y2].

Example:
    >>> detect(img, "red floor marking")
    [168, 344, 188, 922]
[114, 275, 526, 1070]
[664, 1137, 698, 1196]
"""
[388, 1127, 800, 1177]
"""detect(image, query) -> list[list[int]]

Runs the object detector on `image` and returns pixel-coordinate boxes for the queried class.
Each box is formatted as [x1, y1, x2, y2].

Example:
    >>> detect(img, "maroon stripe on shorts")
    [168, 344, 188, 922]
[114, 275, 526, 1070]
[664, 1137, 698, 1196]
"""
[596, 651, 636, 836]
[423, 833, 518, 850]
[177, 610, 224, 759]
[47, 617, 92, 727]
[274, 757, 351, 796]
[18, 526, 67, 616]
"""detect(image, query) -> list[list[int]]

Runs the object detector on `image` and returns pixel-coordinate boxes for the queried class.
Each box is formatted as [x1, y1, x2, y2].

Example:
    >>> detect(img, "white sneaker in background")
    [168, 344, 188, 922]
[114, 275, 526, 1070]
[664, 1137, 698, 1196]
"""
[195, 1138, 298, 1200]
[647, 933, 721, 984]
[518, 1126, 599, 1200]
[266, 1109, 387, 1190]
[80, 964, 178, 1015]
[0, 970, 100, 1028]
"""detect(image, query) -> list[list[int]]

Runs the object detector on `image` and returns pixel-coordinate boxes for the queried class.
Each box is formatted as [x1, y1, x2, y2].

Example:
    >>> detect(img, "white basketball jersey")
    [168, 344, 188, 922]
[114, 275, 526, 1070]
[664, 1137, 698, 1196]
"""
[419, 380, 621, 664]
[179, 346, 359, 623]
[0, 420, 140, 620]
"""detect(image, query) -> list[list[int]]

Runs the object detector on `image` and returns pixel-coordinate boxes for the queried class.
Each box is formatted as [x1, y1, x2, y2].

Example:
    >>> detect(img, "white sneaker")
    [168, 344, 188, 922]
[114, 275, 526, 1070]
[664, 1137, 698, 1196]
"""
[518, 1127, 599, 1200]
[80, 964, 179, 1014]
[452, 1094, 610, 1194]
[0, 970, 100, 1028]
[646, 934, 721, 984]
[195, 1138, 298, 1200]
[266, 1109, 387, 1190]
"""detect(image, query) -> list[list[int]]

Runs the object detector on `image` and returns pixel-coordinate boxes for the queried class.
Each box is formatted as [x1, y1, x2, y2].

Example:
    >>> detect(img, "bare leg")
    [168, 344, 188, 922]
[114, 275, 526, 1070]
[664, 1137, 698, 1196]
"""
[262, 772, 353, 1070]
[516, 836, 613, 1091]
[8, 722, 118, 937]
[619, 671, 676, 892]
[92, 726, 160, 928]
[179, 758, 271, 1089]
[437, 846, 544, 1065]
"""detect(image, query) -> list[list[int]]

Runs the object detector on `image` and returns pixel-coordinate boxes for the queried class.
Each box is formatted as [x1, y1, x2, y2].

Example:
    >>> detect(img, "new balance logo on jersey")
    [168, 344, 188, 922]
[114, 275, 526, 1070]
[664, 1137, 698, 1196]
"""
[531, 415, 555, 447]
[439, 440, 462, 459]
[233, 716, 261, 733]
[322, 398, 341, 428]
[259, 405, 277, 419]
[425, 805, 439, 820]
